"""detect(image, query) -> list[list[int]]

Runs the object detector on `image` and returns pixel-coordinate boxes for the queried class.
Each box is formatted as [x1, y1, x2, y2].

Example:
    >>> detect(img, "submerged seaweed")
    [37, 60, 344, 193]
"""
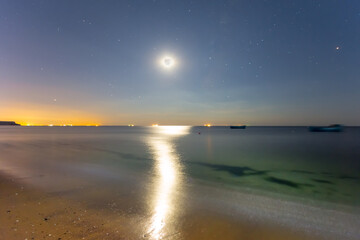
[339, 175, 358, 180]
[194, 162, 267, 177]
[312, 179, 333, 184]
[265, 177, 301, 188]
[291, 170, 315, 174]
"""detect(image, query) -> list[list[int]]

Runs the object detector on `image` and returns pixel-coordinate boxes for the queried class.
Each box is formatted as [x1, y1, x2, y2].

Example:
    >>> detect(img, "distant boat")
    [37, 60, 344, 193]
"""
[308, 124, 343, 132]
[230, 125, 246, 129]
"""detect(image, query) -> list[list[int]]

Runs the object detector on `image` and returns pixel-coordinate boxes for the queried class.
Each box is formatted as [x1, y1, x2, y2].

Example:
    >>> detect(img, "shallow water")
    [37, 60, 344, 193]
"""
[179, 126, 360, 205]
[0, 126, 359, 239]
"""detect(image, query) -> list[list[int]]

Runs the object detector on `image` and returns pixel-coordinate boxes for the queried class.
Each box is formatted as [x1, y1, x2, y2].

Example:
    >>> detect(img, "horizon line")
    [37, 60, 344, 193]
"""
[8, 124, 357, 127]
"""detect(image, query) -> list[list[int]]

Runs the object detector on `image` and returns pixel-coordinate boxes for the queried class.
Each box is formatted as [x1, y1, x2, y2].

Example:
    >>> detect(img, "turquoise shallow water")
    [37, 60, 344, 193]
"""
[178, 126, 360, 206]
[0, 126, 359, 206]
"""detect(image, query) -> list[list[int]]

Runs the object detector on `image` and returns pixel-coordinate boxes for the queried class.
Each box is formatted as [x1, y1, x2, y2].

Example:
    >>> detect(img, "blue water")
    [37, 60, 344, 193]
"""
[0, 126, 359, 206]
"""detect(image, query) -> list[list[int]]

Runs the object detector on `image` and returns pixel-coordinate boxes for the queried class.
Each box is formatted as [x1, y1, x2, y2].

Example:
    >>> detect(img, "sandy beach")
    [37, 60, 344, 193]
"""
[0, 173, 132, 240]
[0, 172, 346, 240]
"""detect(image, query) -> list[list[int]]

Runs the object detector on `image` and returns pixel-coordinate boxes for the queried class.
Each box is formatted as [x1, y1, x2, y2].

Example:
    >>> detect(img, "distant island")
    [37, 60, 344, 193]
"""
[0, 121, 20, 126]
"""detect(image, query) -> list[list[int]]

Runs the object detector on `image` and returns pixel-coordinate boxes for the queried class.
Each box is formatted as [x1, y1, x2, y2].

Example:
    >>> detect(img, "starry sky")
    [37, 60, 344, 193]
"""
[0, 0, 359, 126]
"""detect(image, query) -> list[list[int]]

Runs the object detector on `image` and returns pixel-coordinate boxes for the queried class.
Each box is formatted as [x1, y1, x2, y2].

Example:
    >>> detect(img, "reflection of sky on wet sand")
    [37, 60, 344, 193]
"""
[146, 126, 190, 239]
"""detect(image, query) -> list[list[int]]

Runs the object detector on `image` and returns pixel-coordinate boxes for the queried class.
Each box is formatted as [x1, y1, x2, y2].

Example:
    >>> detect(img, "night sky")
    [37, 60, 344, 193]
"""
[1, 0, 359, 126]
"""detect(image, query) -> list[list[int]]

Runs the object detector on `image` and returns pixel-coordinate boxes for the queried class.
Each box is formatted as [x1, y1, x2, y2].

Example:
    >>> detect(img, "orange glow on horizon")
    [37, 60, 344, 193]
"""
[20, 123, 100, 127]
[1, 102, 102, 127]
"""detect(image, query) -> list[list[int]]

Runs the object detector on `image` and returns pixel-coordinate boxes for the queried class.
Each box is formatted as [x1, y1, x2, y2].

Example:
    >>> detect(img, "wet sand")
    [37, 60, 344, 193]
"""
[0, 173, 331, 240]
[0, 174, 132, 240]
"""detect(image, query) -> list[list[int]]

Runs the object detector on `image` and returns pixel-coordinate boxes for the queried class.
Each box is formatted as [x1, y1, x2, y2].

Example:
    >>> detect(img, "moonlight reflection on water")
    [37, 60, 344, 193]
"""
[146, 126, 190, 239]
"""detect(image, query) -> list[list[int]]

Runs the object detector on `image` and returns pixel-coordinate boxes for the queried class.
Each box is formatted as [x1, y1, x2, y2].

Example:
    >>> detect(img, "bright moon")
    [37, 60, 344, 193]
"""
[162, 57, 174, 68]
[159, 55, 176, 70]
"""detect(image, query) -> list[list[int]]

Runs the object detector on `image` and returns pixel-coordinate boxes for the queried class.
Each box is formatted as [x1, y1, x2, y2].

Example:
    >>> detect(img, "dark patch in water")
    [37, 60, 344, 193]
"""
[86, 146, 151, 162]
[291, 170, 314, 174]
[264, 177, 313, 188]
[339, 175, 358, 180]
[195, 163, 267, 177]
[0, 143, 14, 148]
[312, 179, 333, 184]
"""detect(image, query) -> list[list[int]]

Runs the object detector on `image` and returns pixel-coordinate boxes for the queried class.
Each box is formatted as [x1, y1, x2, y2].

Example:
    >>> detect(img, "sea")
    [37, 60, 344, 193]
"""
[1, 126, 359, 239]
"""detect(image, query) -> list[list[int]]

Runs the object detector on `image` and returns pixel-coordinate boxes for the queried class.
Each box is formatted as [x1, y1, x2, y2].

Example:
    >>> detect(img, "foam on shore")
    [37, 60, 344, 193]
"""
[187, 179, 360, 240]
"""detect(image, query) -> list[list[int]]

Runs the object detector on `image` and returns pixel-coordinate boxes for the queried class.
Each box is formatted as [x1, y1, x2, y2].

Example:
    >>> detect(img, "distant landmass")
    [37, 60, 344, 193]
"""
[0, 121, 20, 126]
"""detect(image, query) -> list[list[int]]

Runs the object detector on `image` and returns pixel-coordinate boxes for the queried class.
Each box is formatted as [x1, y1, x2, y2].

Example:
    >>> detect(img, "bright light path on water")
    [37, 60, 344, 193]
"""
[146, 126, 190, 239]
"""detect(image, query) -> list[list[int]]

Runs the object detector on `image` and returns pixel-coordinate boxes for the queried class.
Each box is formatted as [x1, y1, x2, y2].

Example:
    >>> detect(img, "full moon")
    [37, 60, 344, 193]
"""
[161, 56, 175, 68]
[157, 53, 178, 72]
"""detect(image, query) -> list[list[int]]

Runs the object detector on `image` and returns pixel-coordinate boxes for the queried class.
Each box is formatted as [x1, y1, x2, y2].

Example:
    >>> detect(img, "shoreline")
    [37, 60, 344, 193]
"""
[191, 176, 360, 212]
[187, 177, 360, 240]
[3, 172, 359, 240]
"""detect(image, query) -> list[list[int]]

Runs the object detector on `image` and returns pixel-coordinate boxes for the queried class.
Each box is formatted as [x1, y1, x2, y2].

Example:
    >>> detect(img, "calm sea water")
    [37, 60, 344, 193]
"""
[1, 126, 360, 239]
[0, 126, 359, 206]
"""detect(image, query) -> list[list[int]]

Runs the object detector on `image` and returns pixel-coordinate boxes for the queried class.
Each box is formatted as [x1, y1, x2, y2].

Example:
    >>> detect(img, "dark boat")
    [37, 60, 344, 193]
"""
[308, 124, 343, 132]
[230, 125, 246, 129]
